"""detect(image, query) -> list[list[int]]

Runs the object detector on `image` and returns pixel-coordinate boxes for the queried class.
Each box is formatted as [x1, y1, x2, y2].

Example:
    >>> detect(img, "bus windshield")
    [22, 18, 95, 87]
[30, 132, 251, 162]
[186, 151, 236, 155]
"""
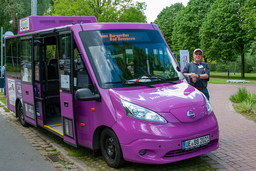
[80, 29, 184, 88]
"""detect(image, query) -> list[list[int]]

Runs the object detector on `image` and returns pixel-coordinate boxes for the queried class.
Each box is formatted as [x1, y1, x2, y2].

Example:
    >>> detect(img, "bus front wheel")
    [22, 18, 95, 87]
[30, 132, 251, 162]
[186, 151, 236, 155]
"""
[18, 103, 28, 127]
[100, 128, 125, 168]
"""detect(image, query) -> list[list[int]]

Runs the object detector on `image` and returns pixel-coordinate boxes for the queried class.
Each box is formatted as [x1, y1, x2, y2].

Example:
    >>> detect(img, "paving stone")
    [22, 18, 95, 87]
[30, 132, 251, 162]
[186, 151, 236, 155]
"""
[38, 150, 49, 155]
[45, 148, 56, 151]
[35, 147, 44, 150]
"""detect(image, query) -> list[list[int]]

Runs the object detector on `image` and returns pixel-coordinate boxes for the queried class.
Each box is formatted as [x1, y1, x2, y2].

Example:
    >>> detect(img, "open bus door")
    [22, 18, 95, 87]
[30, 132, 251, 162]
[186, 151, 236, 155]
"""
[20, 37, 37, 126]
[59, 32, 77, 147]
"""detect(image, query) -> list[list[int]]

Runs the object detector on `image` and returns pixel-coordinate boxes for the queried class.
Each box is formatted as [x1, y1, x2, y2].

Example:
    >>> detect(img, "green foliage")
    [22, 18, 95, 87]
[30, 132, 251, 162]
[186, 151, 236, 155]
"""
[171, 0, 215, 62]
[236, 50, 256, 73]
[229, 87, 249, 103]
[209, 46, 256, 73]
[241, 0, 256, 46]
[154, 3, 184, 48]
[0, 0, 12, 33]
[235, 98, 256, 114]
[0, 96, 7, 106]
[2, 0, 52, 34]
[49, 0, 146, 23]
[200, 0, 248, 61]
[210, 71, 256, 81]
[200, 0, 254, 78]
[232, 90, 256, 118]
[118, 6, 146, 22]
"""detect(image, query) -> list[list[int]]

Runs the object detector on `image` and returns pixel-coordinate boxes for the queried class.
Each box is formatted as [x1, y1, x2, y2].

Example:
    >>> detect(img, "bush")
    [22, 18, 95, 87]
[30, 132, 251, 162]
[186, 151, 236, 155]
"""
[229, 88, 249, 103]
[230, 88, 256, 118]
[235, 100, 254, 114]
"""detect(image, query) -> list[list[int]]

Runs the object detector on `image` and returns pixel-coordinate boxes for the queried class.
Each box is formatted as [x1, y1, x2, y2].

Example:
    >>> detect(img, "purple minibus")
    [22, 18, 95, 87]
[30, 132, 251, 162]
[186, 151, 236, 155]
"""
[5, 16, 219, 168]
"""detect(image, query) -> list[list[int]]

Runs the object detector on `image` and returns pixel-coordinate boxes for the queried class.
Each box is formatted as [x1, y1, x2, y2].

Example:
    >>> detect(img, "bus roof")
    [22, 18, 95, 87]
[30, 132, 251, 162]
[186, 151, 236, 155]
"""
[18, 16, 97, 34]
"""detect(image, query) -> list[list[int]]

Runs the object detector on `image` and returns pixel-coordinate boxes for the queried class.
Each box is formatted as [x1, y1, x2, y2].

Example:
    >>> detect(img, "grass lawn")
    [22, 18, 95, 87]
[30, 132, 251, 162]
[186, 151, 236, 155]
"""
[0, 91, 6, 105]
[209, 72, 256, 84]
[210, 71, 256, 80]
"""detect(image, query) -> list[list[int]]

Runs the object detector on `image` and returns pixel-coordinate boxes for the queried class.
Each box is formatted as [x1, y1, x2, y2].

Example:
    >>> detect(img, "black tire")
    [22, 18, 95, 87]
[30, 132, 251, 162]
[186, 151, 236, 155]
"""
[18, 103, 28, 127]
[100, 128, 125, 168]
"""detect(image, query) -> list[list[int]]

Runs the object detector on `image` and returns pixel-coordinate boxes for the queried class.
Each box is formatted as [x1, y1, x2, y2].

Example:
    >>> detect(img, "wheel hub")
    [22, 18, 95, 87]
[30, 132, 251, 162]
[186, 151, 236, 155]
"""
[106, 137, 115, 158]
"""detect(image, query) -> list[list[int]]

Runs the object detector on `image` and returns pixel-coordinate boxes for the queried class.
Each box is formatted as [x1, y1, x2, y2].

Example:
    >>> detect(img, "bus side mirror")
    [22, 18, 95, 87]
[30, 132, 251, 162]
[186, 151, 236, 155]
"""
[75, 88, 101, 101]
[176, 66, 181, 72]
[186, 76, 195, 87]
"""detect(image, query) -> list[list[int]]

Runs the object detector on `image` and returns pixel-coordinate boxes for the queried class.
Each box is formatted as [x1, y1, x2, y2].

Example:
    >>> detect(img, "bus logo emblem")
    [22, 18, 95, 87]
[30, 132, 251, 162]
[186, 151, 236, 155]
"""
[187, 110, 195, 119]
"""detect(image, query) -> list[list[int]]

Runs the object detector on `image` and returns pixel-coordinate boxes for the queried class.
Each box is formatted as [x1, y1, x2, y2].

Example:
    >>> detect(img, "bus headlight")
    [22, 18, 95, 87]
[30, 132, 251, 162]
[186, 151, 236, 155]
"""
[203, 94, 212, 114]
[121, 99, 167, 123]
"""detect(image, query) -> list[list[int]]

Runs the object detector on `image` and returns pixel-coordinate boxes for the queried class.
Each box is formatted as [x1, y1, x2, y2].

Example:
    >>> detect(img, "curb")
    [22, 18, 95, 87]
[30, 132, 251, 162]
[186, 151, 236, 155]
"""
[31, 127, 95, 171]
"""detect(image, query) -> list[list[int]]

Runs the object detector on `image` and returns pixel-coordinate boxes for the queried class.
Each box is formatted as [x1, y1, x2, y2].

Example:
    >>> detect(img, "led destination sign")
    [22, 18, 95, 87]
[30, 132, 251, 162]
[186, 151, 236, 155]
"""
[102, 34, 135, 41]
[101, 32, 150, 42]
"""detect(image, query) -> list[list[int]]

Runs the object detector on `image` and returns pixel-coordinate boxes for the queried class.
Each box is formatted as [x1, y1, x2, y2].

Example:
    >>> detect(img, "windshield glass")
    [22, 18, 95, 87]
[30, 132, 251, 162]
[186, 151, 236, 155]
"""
[80, 29, 184, 88]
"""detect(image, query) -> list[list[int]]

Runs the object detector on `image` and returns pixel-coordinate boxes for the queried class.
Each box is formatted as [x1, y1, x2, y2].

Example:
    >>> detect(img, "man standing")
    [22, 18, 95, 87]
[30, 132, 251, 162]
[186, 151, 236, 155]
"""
[183, 49, 210, 100]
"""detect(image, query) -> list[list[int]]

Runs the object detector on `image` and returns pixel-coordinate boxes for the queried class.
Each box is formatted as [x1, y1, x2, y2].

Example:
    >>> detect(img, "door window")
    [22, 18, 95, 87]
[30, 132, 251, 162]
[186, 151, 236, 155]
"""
[59, 34, 71, 91]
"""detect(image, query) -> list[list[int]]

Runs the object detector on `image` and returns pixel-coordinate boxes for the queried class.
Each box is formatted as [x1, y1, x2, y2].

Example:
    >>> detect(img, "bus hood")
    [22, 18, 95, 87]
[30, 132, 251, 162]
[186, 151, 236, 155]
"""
[109, 82, 207, 123]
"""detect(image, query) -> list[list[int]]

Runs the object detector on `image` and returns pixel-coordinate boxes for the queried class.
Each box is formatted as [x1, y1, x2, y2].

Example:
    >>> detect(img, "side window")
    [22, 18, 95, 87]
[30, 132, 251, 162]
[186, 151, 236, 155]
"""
[21, 38, 32, 83]
[74, 52, 93, 92]
[6, 38, 21, 79]
[59, 34, 71, 91]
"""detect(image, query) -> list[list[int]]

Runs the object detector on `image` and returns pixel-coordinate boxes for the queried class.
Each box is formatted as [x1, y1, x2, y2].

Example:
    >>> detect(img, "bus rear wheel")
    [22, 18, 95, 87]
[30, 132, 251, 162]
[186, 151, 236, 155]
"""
[18, 103, 28, 127]
[100, 128, 125, 168]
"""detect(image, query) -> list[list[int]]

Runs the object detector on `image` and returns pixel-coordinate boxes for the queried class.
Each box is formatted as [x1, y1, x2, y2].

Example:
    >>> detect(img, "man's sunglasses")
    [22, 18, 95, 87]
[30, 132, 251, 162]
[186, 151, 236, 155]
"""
[195, 53, 202, 55]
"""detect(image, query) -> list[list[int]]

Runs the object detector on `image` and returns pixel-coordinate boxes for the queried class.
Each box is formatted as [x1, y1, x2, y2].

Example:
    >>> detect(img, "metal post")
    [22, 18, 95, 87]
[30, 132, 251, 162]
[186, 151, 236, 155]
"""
[1, 26, 3, 76]
[31, 0, 37, 16]
[1, 27, 3, 93]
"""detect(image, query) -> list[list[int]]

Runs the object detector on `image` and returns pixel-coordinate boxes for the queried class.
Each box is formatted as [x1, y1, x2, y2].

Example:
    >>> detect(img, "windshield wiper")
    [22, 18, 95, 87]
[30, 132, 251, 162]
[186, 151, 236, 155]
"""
[140, 74, 179, 84]
[127, 80, 155, 88]
[105, 81, 155, 88]
[105, 81, 128, 84]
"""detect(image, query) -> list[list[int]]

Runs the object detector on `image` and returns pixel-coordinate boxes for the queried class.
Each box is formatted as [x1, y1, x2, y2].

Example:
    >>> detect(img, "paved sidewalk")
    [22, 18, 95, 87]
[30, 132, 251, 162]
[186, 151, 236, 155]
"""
[0, 103, 94, 171]
[206, 84, 256, 171]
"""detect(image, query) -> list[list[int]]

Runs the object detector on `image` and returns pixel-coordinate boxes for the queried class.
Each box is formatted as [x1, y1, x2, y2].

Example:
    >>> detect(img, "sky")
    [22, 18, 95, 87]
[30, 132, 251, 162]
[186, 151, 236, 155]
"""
[136, 0, 190, 23]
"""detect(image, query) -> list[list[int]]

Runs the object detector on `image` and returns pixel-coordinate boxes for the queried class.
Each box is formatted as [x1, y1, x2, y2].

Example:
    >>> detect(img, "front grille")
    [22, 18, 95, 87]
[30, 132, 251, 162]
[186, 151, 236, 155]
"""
[164, 139, 218, 158]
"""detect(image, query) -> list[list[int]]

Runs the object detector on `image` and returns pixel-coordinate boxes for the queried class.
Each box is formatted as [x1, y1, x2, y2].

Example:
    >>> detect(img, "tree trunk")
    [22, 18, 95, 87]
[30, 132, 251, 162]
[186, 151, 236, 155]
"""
[241, 53, 245, 78]
[240, 42, 245, 78]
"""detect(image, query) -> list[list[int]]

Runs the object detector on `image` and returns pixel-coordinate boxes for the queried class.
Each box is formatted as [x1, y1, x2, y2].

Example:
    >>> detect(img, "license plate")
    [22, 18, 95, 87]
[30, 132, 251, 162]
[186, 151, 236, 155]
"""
[182, 135, 210, 150]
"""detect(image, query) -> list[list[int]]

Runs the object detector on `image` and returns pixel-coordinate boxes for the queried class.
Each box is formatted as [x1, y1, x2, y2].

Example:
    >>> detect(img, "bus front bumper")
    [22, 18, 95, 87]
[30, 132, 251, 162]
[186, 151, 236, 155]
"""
[121, 127, 219, 164]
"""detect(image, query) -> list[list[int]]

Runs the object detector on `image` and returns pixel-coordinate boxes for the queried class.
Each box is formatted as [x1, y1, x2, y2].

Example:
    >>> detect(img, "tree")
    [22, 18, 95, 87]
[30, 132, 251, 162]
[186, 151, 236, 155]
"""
[171, 0, 215, 62]
[0, 0, 11, 33]
[3, 0, 52, 34]
[118, 2, 146, 22]
[241, 0, 256, 50]
[200, 0, 253, 78]
[154, 3, 184, 48]
[49, 0, 147, 23]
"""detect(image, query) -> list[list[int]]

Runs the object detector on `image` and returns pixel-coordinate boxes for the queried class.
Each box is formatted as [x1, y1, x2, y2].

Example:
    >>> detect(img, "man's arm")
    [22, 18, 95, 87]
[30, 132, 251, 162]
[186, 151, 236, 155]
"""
[184, 72, 209, 83]
[198, 73, 209, 79]
[183, 73, 190, 77]
[187, 73, 208, 79]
